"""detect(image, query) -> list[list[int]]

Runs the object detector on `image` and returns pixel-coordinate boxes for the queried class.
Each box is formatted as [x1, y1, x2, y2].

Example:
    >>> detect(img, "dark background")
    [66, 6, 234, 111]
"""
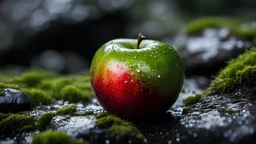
[0, 0, 255, 73]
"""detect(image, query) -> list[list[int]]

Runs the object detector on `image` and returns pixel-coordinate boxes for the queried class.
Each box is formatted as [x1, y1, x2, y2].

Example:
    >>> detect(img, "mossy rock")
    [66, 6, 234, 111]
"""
[96, 114, 132, 128]
[22, 88, 52, 106]
[206, 47, 256, 95]
[32, 130, 86, 144]
[186, 17, 256, 39]
[0, 113, 36, 136]
[183, 94, 202, 106]
[36, 112, 56, 131]
[56, 105, 77, 116]
[96, 113, 144, 142]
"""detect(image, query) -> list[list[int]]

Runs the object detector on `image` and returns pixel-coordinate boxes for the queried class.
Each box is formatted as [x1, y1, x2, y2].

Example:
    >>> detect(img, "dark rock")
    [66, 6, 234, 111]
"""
[0, 88, 31, 113]
[50, 116, 95, 137]
[173, 28, 254, 76]
[137, 95, 256, 144]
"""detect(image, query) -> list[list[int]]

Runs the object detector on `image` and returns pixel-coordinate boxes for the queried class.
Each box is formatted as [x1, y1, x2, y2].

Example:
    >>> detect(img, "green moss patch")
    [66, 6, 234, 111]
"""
[183, 94, 202, 106]
[32, 130, 85, 144]
[96, 113, 144, 142]
[0, 83, 19, 89]
[36, 112, 56, 131]
[56, 105, 77, 115]
[186, 17, 256, 39]
[207, 47, 256, 95]
[96, 115, 132, 128]
[0, 68, 94, 106]
[0, 114, 36, 136]
[11, 70, 57, 87]
[22, 89, 52, 106]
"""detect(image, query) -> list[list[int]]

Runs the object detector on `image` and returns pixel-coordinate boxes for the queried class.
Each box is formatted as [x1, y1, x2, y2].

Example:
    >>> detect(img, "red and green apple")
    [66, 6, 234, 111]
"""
[90, 33, 184, 120]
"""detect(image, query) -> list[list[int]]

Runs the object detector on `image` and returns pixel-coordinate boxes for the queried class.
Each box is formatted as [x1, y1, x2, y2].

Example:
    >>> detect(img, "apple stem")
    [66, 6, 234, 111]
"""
[136, 33, 145, 49]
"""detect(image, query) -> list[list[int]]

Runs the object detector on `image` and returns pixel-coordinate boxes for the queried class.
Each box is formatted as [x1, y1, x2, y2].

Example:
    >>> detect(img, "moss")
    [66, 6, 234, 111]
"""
[186, 17, 256, 38]
[39, 80, 53, 90]
[36, 112, 56, 131]
[181, 87, 185, 93]
[82, 110, 94, 116]
[32, 130, 85, 144]
[59, 85, 88, 102]
[56, 105, 77, 115]
[0, 113, 9, 121]
[109, 125, 144, 140]
[96, 115, 132, 128]
[51, 77, 93, 103]
[0, 69, 94, 105]
[11, 70, 56, 87]
[96, 112, 110, 119]
[96, 113, 144, 142]
[183, 94, 202, 106]
[0, 83, 19, 89]
[22, 89, 53, 106]
[0, 89, 4, 95]
[52, 78, 73, 93]
[223, 108, 233, 114]
[0, 114, 36, 136]
[207, 48, 256, 95]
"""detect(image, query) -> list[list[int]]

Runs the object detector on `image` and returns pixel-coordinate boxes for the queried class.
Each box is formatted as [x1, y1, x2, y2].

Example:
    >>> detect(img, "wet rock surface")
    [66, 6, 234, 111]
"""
[0, 88, 31, 113]
[173, 28, 255, 76]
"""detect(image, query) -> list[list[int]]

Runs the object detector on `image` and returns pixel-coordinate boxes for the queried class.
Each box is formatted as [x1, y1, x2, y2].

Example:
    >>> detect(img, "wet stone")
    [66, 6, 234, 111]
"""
[0, 88, 31, 113]
[50, 115, 96, 137]
[173, 28, 254, 76]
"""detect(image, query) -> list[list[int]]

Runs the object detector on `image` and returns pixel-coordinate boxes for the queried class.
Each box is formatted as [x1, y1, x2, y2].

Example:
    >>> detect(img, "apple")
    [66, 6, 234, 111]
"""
[90, 33, 184, 120]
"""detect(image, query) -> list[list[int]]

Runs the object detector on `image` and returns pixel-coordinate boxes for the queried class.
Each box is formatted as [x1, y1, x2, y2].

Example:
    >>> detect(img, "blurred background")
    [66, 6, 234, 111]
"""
[0, 0, 256, 74]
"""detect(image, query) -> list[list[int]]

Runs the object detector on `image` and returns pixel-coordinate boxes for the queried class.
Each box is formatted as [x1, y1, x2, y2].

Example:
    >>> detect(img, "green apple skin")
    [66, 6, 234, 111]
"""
[90, 39, 184, 120]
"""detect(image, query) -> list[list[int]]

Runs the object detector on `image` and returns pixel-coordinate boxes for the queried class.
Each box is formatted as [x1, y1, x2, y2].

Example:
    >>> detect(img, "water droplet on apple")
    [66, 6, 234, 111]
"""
[131, 72, 134, 75]
[154, 56, 157, 58]
[131, 80, 134, 82]
[124, 81, 127, 83]
[136, 69, 141, 73]
[158, 74, 161, 78]
[134, 56, 137, 59]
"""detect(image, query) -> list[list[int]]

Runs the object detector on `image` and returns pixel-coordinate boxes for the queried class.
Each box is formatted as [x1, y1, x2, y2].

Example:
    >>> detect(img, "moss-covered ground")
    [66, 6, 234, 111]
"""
[0, 68, 145, 143]
[0, 68, 94, 106]
[206, 47, 256, 95]
[186, 17, 256, 40]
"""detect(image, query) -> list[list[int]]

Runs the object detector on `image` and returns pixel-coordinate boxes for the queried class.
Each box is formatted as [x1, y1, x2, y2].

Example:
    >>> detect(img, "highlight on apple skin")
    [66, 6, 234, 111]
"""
[90, 33, 184, 120]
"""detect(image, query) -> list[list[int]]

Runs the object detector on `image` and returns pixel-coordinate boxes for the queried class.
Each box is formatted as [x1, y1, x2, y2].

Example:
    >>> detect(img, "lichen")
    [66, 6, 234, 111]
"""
[186, 17, 256, 39]
[206, 47, 256, 95]
[36, 112, 56, 131]
[56, 105, 77, 116]
[183, 94, 202, 106]
[32, 130, 85, 144]
[0, 114, 36, 136]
